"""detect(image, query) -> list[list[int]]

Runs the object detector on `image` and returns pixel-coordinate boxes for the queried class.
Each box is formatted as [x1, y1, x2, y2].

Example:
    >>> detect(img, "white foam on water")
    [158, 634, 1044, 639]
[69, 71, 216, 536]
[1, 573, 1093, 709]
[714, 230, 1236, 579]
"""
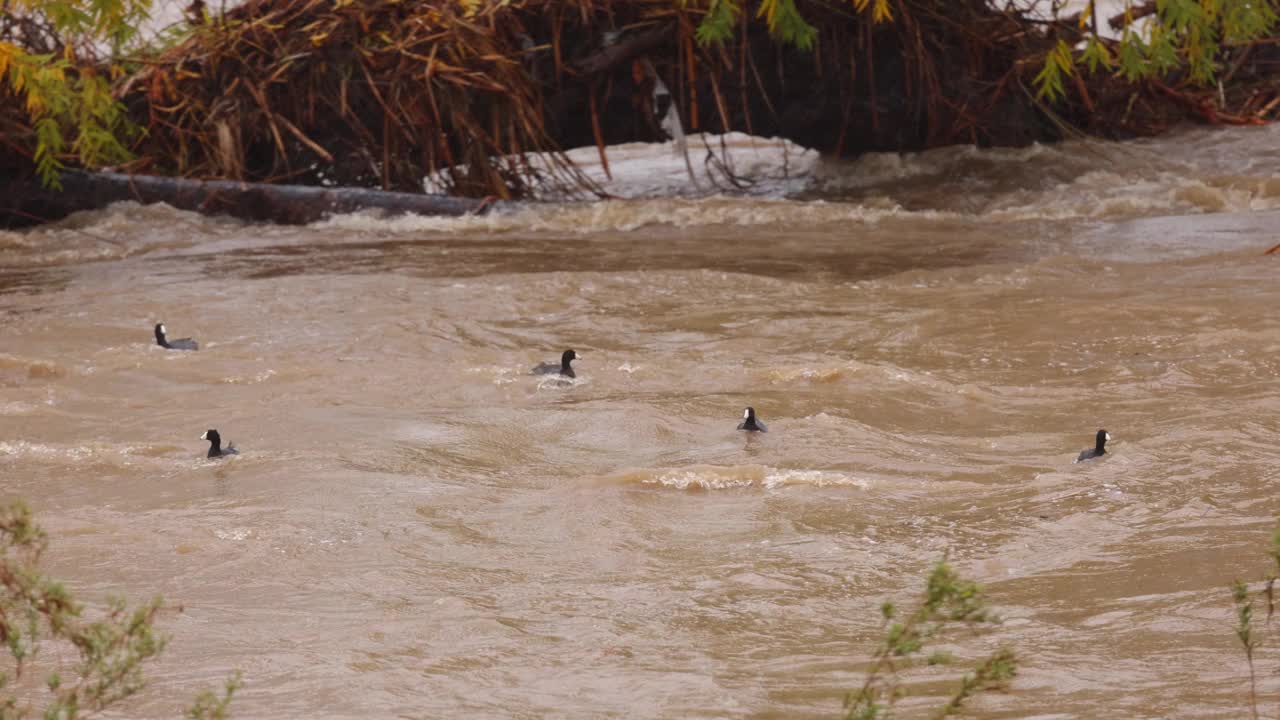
[0, 441, 94, 461]
[611, 464, 870, 491]
[465, 366, 521, 385]
[314, 126, 1280, 239]
[536, 374, 584, 392]
[0, 401, 39, 415]
[214, 527, 253, 541]
[761, 469, 872, 490]
[314, 195, 909, 236]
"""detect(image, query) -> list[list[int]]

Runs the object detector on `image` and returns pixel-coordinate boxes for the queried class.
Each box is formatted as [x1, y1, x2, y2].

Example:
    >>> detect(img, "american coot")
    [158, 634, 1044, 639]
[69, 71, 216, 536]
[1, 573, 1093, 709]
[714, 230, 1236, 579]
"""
[738, 407, 767, 432]
[1075, 429, 1110, 463]
[532, 350, 578, 378]
[201, 429, 238, 458]
[155, 323, 198, 351]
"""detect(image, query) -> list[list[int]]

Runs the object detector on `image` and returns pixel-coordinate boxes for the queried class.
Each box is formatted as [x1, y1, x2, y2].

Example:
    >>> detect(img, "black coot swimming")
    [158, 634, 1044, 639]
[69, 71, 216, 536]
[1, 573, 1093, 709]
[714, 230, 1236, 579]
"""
[201, 429, 238, 458]
[1075, 429, 1110, 462]
[155, 323, 198, 351]
[737, 407, 767, 432]
[532, 349, 578, 378]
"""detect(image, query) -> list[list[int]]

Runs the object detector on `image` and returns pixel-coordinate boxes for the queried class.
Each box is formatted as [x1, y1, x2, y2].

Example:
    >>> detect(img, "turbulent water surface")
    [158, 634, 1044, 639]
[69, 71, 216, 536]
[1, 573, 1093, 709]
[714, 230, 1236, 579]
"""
[3, 125, 1280, 718]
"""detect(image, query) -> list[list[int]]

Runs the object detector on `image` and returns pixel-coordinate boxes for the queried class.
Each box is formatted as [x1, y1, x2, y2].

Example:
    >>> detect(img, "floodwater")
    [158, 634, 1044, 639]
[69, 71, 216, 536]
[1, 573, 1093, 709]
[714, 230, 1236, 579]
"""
[3, 125, 1280, 718]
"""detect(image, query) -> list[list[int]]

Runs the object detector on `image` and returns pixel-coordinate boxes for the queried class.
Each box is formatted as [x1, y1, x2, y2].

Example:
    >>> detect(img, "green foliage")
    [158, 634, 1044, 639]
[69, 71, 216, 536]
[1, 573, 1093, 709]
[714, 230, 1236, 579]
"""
[187, 672, 242, 720]
[1229, 518, 1280, 719]
[842, 557, 1016, 720]
[26, 0, 152, 55]
[693, 0, 817, 50]
[1, 0, 151, 188]
[1116, 29, 1150, 82]
[1234, 579, 1257, 655]
[1038, 0, 1280, 102]
[0, 500, 238, 719]
[695, 0, 740, 46]
[694, 0, 895, 50]
[1159, 0, 1216, 81]
[756, 0, 818, 50]
[1224, 0, 1280, 42]
[1268, 518, 1280, 571]
[4, 48, 135, 189]
[926, 650, 954, 666]
[1080, 36, 1114, 74]
[693, 0, 1277, 105]
[852, 0, 894, 24]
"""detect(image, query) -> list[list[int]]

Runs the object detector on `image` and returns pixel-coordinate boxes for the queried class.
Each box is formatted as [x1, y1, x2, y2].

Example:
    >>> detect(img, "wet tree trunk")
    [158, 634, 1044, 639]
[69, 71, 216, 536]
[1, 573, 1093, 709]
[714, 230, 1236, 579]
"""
[0, 171, 494, 229]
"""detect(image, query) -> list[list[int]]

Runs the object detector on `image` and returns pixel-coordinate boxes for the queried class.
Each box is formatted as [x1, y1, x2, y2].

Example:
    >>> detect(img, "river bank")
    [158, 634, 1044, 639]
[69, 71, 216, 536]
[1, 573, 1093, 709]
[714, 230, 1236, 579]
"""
[4, 0, 1280, 223]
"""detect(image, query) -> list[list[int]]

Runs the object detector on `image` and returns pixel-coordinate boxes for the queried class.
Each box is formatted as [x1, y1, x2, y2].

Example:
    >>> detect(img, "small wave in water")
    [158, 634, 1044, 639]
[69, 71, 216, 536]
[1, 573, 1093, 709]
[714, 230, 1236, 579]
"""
[609, 464, 871, 490]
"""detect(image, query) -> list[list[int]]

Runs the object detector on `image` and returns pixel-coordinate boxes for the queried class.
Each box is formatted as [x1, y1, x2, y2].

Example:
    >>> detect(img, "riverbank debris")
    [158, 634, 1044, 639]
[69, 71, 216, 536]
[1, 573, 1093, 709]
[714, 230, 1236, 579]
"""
[3, 0, 1280, 211]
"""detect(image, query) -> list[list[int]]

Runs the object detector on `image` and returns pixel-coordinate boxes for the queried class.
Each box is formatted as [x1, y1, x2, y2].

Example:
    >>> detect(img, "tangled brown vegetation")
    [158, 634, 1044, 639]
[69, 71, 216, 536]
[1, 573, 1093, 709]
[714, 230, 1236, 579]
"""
[120, 0, 599, 197]
[117, 0, 1068, 198]
[5, 0, 1280, 202]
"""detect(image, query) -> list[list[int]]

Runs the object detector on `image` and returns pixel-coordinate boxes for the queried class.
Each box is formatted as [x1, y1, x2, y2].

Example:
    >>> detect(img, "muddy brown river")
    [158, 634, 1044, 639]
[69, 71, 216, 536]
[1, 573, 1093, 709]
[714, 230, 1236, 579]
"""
[3, 125, 1280, 718]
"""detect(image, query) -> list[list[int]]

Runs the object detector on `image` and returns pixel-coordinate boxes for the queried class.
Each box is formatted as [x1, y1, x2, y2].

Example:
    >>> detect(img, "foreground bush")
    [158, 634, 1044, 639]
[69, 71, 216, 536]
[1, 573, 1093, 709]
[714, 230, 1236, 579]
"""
[0, 500, 237, 719]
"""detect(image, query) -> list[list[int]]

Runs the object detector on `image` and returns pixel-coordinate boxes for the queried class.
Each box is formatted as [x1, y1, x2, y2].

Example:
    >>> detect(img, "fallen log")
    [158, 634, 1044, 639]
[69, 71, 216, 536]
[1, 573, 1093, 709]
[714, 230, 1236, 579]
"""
[570, 22, 674, 76]
[0, 171, 494, 229]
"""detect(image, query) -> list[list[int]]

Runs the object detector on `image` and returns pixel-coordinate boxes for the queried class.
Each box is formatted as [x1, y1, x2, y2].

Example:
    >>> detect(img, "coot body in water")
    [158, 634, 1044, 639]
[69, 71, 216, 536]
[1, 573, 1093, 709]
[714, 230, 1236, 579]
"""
[532, 350, 578, 378]
[1075, 429, 1110, 462]
[155, 323, 198, 351]
[201, 429, 238, 458]
[738, 407, 767, 432]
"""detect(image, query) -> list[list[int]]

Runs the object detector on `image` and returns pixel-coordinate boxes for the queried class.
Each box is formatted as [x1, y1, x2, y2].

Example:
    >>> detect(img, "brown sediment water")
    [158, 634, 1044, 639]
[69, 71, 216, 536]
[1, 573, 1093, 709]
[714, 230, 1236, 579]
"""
[2, 125, 1280, 718]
